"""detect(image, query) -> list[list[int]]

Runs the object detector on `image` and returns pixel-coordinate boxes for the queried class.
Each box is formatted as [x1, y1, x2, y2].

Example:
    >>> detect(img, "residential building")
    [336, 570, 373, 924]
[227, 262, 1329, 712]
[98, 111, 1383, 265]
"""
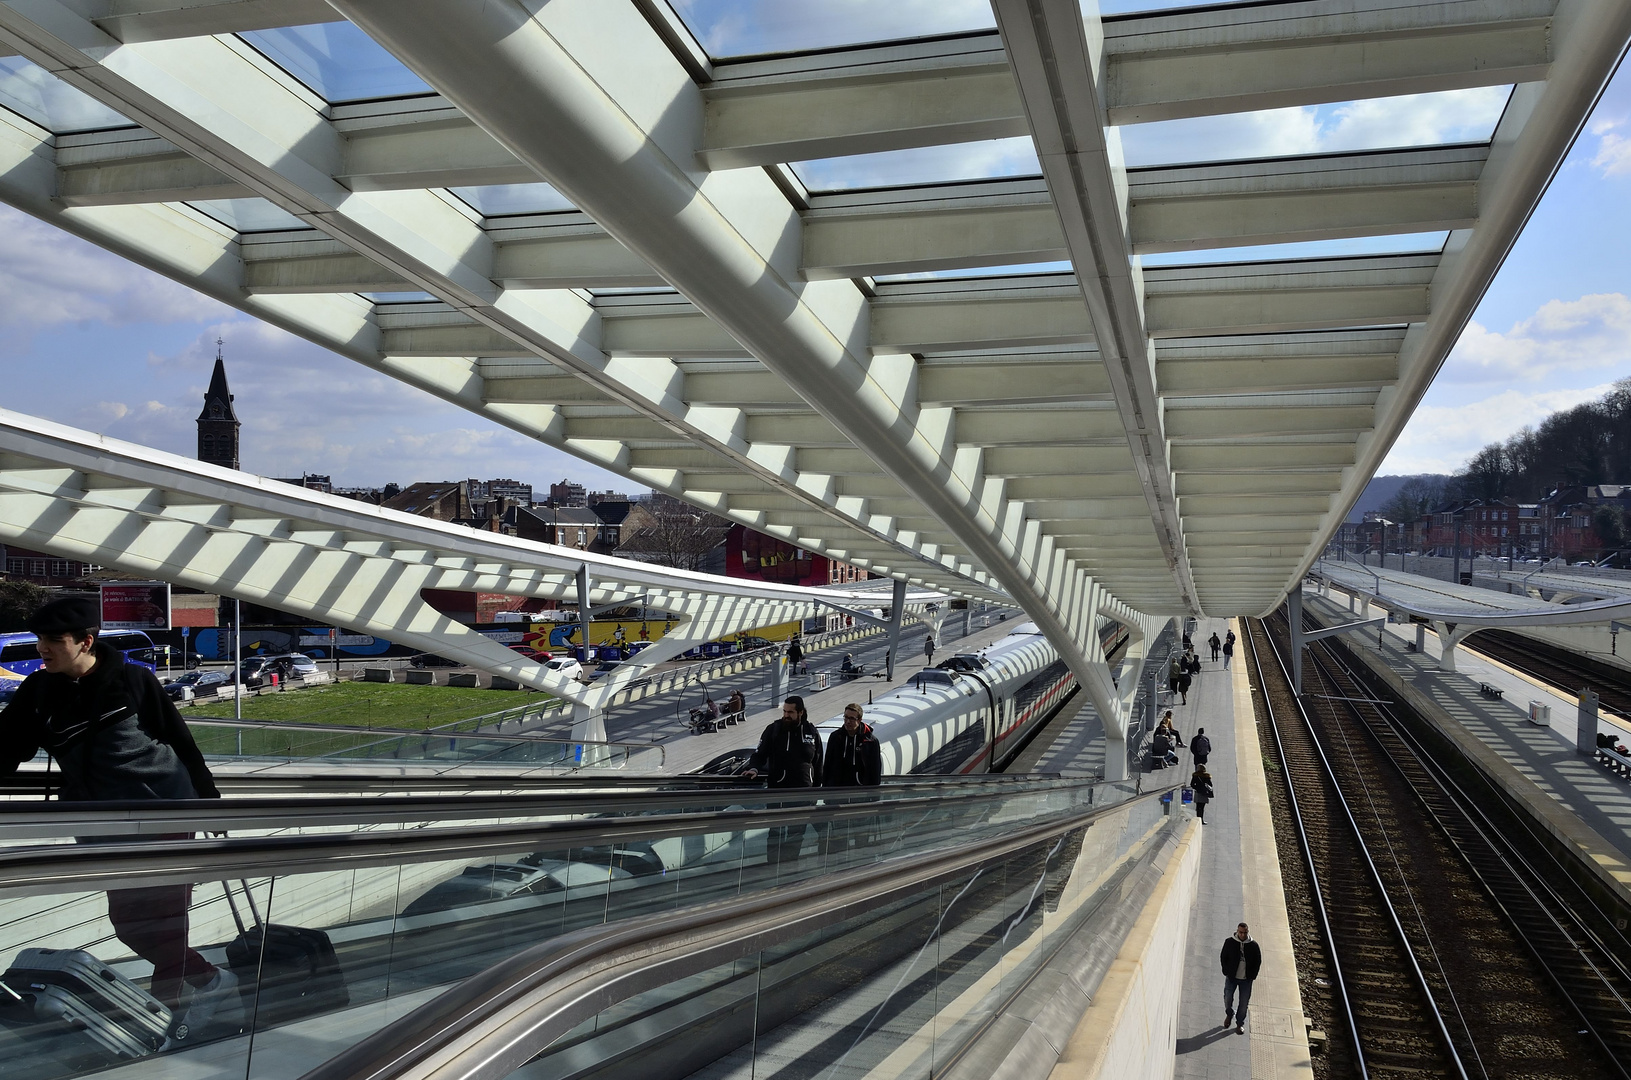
[548, 479, 586, 506]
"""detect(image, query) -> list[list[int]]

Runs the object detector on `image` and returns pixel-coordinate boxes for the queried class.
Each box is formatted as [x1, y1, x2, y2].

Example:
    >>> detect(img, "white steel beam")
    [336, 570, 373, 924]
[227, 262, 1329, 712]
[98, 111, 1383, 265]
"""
[335, 0, 1154, 778]
[0, 1, 999, 599]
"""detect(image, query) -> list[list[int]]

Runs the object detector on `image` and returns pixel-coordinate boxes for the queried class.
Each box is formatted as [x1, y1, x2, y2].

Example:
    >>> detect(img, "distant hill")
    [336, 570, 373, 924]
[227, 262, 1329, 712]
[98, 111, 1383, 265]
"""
[1346, 474, 1452, 523]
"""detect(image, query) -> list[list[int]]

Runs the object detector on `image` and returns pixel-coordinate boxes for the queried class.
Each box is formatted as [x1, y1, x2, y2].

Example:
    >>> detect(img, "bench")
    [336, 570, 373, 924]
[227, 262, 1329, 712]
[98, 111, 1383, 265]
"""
[1478, 682, 1504, 700]
[1597, 745, 1631, 778]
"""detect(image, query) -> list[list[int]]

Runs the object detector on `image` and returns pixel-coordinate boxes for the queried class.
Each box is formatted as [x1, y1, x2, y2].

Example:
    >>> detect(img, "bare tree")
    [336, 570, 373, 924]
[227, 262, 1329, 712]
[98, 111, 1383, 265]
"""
[620, 497, 729, 572]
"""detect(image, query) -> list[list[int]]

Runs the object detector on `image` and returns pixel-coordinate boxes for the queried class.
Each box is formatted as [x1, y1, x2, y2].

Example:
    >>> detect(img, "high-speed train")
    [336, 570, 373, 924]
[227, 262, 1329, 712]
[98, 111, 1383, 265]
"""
[706, 616, 1130, 777]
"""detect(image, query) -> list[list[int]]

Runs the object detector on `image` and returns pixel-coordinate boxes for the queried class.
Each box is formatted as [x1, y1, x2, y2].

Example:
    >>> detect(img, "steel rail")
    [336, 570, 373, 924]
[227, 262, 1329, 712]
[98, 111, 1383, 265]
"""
[1256, 615, 1470, 1079]
[1240, 620, 1369, 1080]
[297, 783, 1181, 1080]
[0, 780, 1119, 894]
[1307, 630, 1631, 1078]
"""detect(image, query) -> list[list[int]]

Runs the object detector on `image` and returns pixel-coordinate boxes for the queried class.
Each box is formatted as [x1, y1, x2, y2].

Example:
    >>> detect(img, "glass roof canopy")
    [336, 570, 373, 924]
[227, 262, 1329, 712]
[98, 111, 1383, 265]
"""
[0, 0, 1615, 636]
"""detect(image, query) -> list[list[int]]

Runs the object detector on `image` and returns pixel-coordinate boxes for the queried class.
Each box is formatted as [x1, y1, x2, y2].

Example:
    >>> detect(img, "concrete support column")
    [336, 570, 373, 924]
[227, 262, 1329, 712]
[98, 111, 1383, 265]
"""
[577, 564, 592, 665]
[771, 644, 786, 706]
[570, 701, 607, 762]
[1287, 583, 1304, 696]
[1432, 622, 1470, 672]
[1415, 622, 1426, 652]
[1578, 689, 1601, 755]
[884, 579, 907, 681]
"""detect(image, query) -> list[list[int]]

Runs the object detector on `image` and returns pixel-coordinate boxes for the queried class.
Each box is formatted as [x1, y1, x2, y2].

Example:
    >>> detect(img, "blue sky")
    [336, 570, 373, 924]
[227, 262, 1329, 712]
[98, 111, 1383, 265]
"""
[0, 12, 1627, 494]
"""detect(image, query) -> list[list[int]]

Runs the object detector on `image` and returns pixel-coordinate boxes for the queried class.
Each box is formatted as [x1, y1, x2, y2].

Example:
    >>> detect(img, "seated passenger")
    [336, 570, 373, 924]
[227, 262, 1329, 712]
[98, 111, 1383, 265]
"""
[840, 654, 857, 674]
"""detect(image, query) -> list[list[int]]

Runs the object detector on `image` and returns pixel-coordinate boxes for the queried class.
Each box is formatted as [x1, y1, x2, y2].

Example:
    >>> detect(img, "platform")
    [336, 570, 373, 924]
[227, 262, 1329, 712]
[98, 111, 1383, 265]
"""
[1307, 588, 1631, 901]
[1173, 618, 1314, 1080]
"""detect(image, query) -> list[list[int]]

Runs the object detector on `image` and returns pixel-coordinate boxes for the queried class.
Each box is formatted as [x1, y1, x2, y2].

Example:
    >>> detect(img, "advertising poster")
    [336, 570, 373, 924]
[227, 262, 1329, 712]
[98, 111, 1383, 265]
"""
[100, 582, 172, 630]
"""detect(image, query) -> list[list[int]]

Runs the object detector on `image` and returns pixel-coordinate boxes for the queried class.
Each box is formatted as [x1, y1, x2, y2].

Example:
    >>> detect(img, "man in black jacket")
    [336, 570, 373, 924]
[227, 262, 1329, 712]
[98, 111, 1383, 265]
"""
[745, 695, 823, 788]
[745, 696, 822, 864]
[1220, 922, 1263, 1034]
[824, 704, 882, 787]
[0, 597, 236, 1038]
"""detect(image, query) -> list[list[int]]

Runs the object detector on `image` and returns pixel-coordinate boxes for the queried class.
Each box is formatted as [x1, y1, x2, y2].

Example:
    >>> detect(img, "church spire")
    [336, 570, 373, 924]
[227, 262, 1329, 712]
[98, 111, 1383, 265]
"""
[197, 338, 241, 469]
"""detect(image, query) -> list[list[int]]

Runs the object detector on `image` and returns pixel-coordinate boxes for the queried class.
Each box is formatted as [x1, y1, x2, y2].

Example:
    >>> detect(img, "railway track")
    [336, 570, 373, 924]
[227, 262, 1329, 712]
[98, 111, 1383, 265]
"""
[1465, 628, 1631, 720]
[1244, 614, 1631, 1080]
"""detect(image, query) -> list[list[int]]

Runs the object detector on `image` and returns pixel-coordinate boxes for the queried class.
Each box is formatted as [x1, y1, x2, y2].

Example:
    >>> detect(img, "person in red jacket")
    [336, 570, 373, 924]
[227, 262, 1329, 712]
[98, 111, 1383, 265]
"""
[824, 704, 882, 787]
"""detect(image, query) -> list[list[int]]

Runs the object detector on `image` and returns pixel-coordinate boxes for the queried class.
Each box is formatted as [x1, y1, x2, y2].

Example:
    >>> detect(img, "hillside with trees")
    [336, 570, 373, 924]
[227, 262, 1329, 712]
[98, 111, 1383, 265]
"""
[1355, 379, 1631, 525]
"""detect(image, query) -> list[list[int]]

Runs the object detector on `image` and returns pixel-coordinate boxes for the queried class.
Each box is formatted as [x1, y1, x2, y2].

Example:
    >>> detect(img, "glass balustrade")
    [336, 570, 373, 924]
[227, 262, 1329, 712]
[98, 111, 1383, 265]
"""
[0, 778, 1157, 1080]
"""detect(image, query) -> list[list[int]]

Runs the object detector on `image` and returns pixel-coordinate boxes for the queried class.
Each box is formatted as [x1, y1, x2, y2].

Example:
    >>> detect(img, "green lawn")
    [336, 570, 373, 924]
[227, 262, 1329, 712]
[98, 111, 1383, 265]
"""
[182, 680, 558, 731]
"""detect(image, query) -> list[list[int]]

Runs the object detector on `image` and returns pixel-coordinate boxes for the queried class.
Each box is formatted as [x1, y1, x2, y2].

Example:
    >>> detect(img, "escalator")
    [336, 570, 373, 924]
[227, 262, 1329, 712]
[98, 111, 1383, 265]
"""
[0, 775, 1184, 1080]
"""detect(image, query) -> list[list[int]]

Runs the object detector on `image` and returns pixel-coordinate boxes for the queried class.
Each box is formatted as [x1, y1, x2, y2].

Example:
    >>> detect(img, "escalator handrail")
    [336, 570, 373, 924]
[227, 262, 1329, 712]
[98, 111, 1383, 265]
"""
[0, 779, 1133, 894]
[301, 783, 1183, 1080]
[0, 776, 1112, 840]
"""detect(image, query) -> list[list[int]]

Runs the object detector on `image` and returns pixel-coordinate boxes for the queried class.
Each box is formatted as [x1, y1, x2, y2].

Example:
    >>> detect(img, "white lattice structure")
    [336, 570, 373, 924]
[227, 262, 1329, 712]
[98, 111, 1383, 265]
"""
[0, 1, 1623, 773]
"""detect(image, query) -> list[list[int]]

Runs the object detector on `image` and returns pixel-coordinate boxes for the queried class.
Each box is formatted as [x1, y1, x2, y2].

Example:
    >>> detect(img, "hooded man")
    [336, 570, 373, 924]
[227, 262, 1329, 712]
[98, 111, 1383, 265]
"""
[824, 703, 882, 786]
[0, 596, 237, 1041]
[745, 695, 824, 864]
[1220, 922, 1263, 1034]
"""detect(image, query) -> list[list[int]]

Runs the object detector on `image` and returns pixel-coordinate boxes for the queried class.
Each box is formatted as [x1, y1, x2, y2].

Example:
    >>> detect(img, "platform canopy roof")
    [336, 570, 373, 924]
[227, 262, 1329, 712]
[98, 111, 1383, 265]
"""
[1315, 559, 1631, 628]
[0, 0, 1625, 641]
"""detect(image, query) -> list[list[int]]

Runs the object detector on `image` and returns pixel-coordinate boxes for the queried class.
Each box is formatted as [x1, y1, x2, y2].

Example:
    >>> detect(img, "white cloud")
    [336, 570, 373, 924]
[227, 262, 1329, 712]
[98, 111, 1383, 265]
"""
[1441, 293, 1631, 385]
[1383, 383, 1617, 474]
[102, 324, 626, 490]
[1122, 86, 1510, 167]
[1591, 125, 1631, 178]
[0, 205, 228, 346]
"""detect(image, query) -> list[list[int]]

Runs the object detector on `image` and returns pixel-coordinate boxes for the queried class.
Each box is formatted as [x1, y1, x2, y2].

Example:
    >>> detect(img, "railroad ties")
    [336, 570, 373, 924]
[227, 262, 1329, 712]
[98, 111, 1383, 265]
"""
[1244, 615, 1631, 1080]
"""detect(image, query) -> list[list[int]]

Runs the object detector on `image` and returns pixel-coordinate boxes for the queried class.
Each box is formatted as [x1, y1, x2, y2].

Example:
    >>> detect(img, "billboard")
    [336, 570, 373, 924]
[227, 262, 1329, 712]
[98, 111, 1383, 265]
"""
[100, 583, 172, 631]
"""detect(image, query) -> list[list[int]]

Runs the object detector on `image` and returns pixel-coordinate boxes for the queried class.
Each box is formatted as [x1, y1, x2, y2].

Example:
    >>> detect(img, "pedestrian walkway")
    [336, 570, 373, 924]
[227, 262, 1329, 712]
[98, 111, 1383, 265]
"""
[652, 615, 1033, 774]
[1309, 588, 1631, 899]
[1173, 618, 1313, 1080]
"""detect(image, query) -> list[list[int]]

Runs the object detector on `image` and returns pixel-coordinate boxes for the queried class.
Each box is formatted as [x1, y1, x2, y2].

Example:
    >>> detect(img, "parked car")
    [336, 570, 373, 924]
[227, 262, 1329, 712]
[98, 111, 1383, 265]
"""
[165, 669, 231, 700]
[409, 653, 462, 669]
[543, 657, 583, 681]
[735, 636, 773, 651]
[623, 640, 654, 656]
[506, 644, 552, 662]
[401, 859, 633, 916]
[588, 659, 623, 680]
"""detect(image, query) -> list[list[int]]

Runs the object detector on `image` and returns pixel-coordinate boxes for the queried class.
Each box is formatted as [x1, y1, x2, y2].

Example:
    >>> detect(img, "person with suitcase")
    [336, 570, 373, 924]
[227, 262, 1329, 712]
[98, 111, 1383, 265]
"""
[0, 598, 238, 1043]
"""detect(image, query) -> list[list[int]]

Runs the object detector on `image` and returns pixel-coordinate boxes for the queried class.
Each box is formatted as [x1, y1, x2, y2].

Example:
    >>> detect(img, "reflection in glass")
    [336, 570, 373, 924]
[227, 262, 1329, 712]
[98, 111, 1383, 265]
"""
[240, 23, 431, 103]
[0, 58, 131, 133]
[187, 199, 307, 233]
[1139, 232, 1451, 267]
[450, 183, 576, 217]
[666, 0, 995, 60]
[1122, 87, 1513, 168]
[791, 137, 1039, 193]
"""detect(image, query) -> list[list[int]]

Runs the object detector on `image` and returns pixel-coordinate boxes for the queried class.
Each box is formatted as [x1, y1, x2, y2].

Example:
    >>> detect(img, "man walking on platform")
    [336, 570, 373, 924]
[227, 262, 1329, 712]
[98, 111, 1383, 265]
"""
[1209, 631, 1221, 662]
[1221, 922, 1262, 1034]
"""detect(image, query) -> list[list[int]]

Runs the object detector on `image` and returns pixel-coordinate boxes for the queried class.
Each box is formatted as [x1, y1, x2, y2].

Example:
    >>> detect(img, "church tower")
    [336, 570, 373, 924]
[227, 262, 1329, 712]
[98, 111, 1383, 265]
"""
[196, 339, 240, 470]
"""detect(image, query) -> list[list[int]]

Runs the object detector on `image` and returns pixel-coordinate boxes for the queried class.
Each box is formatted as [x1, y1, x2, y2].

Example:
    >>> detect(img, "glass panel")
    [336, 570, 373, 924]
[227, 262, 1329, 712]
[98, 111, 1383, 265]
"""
[0, 57, 132, 134]
[187, 198, 307, 233]
[1121, 87, 1514, 168]
[1139, 232, 1451, 267]
[239, 23, 431, 103]
[665, 0, 996, 60]
[359, 291, 438, 302]
[874, 260, 1075, 283]
[0, 778, 1161, 1080]
[790, 137, 1039, 192]
[451, 183, 576, 217]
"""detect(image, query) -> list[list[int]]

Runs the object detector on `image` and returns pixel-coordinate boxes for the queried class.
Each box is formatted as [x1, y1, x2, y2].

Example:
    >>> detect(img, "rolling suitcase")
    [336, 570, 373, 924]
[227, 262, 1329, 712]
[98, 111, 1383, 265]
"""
[0, 979, 155, 1076]
[222, 881, 349, 1027]
[0, 948, 171, 1050]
